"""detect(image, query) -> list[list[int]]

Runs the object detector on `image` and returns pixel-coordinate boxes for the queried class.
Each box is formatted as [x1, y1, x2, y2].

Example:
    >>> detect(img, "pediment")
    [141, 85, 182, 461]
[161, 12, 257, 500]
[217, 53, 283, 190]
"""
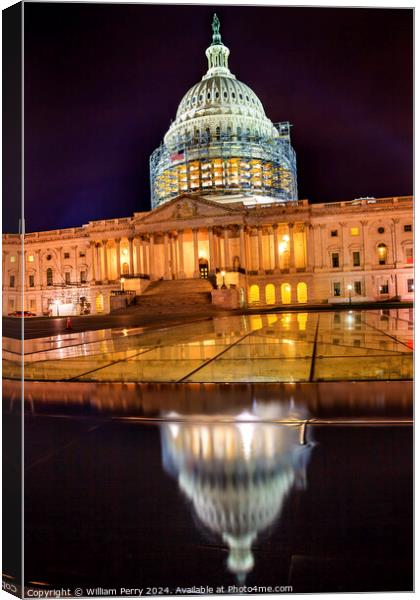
[137, 194, 239, 225]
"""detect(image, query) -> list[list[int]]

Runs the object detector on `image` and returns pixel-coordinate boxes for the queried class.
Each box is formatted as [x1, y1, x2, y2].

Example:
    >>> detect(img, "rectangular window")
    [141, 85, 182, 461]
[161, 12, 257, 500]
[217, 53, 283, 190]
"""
[352, 251, 360, 267]
[28, 255, 34, 262]
[79, 251, 86, 258]
[80, 271, 87, 283]
[379, 283, 389, 295]
[8, 299, 14, 310]
[353, 339, 361, 347]
[10, 255, 16, 263]
[65, 272, 71, 284]
[404, 224, 412, 232]
[64, 252, 70, 259]
[333, 282, 341, 297]
[331, 230, 338, 237]
[354, 281, 362, 295]
[29, 274, 35, 288]
[350, 227, 359, 236]
[332, 253, 340, 268]
[30, 299, 36, 310]
[9, 275, 15, 288]
[405, 247, 413, 264]
[407, 279, 414, 293]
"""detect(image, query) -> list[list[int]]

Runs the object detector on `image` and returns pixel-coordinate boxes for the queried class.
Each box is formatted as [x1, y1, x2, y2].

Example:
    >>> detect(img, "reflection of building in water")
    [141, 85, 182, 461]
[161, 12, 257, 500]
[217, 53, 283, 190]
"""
[160, 404, 313, 582]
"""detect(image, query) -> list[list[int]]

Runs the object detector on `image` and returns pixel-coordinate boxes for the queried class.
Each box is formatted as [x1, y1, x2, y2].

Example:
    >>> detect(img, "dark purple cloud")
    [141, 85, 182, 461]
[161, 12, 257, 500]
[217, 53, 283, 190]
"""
[22, 4, 413, 232]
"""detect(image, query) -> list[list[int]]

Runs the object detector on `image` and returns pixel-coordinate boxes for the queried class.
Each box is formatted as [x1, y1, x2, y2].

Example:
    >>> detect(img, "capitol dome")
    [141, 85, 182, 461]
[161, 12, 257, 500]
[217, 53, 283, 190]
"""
[150, 15, 298, 209]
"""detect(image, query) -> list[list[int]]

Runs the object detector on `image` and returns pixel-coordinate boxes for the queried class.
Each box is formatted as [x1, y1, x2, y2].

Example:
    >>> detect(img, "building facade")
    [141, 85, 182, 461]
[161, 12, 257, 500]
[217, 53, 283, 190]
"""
[2, 17, 413, 316]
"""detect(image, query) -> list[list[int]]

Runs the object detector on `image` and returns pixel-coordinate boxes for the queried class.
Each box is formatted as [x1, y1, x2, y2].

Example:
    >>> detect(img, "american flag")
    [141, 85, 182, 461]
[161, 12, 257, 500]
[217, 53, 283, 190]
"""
[170, 150, 185, 162]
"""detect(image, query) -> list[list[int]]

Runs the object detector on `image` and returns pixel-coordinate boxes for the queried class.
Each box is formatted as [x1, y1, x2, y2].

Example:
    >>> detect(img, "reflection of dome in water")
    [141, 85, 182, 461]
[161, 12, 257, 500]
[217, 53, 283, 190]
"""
[160, 407, 313, 582]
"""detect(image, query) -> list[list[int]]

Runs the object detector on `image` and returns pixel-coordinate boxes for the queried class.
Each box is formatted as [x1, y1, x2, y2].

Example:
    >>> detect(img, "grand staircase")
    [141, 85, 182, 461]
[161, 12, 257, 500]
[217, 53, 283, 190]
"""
[134, 278, 214, 312]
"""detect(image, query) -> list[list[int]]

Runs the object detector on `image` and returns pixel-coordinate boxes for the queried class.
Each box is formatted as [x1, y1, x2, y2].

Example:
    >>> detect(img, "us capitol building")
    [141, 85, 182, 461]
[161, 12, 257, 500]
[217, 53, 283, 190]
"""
[3, 16, 413, 316]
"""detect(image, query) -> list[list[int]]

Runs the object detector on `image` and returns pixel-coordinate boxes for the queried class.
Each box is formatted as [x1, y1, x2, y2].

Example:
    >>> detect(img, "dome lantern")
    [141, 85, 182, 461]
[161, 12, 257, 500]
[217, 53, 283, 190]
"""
[205, 14, 231, 77]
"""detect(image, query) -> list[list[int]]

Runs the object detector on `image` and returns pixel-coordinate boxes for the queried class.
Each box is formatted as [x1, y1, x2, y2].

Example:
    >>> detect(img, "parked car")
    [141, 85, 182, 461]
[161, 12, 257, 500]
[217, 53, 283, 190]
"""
[8, 310, 36, 317]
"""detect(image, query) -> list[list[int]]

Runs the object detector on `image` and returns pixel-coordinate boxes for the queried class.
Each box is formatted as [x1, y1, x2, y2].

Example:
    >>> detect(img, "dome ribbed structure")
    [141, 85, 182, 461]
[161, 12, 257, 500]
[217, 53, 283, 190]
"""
[150, 15, 298, 209]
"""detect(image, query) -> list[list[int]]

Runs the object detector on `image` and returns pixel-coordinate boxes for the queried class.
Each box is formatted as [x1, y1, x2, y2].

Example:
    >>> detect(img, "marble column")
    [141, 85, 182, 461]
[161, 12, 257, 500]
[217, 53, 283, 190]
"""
[340, 222, 347, 269]
[273, 224, 280, 272]
[392, 218, 400, 266]
[164, 232, 170, 278]
[90, 242, 96, 282]
[208, 227, 214, 272]
[34, 250, 41, 287]
[115, 238, 121, 279]
[72, 245, 78, 283]
[361, 221, 369, 269]
[142, 237, 148, 275]
[128, 237, 134, 275]
[306, 223, 314, 271]
[319, 225, 326, 269]
[193, 229, 199, 277]
[239, 225, 246, 271]
[223, 227, 230, 269]
[96, 244, 101, 281]
[102, 240, 109, 281]
[288, 223, 296, 272]
[178, 231, 185, 278]
[149, 235, 155, 279]
[257, 227, 264, 273]
[135, 237, 142, 275]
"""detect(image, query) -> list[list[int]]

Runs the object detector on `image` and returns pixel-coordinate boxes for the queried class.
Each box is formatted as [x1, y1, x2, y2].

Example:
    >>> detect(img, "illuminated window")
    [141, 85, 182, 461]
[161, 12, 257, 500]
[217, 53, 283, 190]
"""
[265, 283, 275, 305]
[331, 253, 340, 268]
[281, 283, 291, 304]
[333, 282, 341, 297]
[28, 255, 34, 262]
[10, 256, 16, 263]
[404, 224, 412, 232]
[248, 284, 260, 304]
[377, 243, 387, 265]
[379, 283, 389, 294]
[407, 279, 414, 293]
[9, 275, 15, 288]
[353, 251, 360, 267]
[350, 227, 359, 236]
[29, 275, 35, 288]
[405, 247, 413, 264]
[297, 282, 308, 303]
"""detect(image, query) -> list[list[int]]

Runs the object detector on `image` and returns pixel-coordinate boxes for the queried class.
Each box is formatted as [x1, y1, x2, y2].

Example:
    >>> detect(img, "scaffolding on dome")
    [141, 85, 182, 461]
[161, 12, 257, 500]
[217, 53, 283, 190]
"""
[149, 122, 298, 209]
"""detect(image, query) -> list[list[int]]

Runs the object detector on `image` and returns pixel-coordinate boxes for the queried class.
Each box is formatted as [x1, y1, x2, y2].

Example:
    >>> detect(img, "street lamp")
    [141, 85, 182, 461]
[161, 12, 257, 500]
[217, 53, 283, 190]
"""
[347, 284, 353, 305]
[221, 270, 227, 289]
[121, 277, 125, 292]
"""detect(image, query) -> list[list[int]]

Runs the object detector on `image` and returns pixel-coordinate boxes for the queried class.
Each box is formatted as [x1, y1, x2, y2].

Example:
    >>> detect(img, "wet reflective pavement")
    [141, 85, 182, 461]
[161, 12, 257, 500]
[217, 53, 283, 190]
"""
[3, 308, 413, 382]
[3, 379, 413, 594]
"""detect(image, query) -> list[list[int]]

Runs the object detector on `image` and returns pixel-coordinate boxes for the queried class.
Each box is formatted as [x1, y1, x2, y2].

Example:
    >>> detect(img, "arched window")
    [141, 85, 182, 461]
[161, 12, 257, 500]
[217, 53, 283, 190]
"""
[46, 268, 53, 286]
[377, 243, 388, 265]
[281, 283, 291, 304]
[265, 283, 276, 305]
[96, 293, 104, 314]
[248, 284, 260, 304]
[215, 127, 221, 141]
[297, 282, 308, 304]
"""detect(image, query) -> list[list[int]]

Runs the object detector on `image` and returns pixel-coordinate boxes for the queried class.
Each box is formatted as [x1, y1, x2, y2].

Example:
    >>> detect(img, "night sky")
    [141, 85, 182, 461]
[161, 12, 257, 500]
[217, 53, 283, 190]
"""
[22, 3, 413, 233]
